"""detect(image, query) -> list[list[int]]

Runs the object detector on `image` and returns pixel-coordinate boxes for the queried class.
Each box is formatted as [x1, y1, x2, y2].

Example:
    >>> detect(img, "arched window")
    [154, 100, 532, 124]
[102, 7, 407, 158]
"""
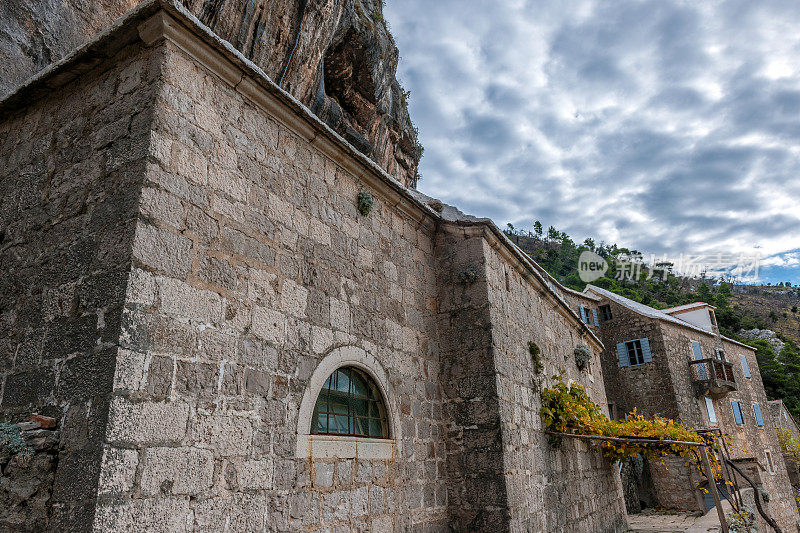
[311, 366, 389, 439]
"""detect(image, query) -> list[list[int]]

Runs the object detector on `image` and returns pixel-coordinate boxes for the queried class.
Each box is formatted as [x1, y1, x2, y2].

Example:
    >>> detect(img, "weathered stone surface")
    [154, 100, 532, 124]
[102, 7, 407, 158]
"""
[97, 447, 139, 495]
[0, 423, 59, 533]
[139, 446, 214, 496]
[0, 36, 160, 531]
[0, 0, 421, 187]
[106, 397, 190, 445]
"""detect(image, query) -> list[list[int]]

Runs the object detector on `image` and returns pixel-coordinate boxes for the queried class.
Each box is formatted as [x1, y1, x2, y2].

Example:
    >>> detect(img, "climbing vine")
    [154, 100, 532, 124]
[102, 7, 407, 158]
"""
[529, 342, 543, 375]
[777, 428, 800, 464]
[540, 379, 710, 465]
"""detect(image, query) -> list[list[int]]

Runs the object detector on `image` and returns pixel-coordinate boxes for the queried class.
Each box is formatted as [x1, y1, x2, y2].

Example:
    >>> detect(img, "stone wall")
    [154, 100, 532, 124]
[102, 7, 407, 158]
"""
[0, 37, 161, 530]
[93, 32, 448, 531]
[434, 229, 509, 530]
[594, 298, 679, 422]
[482, 238, 626, 532]
[0, 416, 60, 532]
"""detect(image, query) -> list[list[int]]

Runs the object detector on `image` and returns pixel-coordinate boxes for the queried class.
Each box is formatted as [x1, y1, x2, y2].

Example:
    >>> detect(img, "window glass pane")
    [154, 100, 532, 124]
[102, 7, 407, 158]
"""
[351, 397, 369, 417]
[333, 414, 349, 433]
[310, 366, 389, 438]
[370, 418, 385, 438]
[350, 371, 369, 397]
[353, 417, 369, 437]
[330, 397, 349, 415]
[705, 397, 717, 424]
[332, 369, 350, 393]
[315, 412, 329, 433]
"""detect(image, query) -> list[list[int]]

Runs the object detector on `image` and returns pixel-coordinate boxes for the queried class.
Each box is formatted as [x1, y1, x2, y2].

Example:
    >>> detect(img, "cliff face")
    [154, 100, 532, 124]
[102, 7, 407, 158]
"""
[0, 0, 421, 187]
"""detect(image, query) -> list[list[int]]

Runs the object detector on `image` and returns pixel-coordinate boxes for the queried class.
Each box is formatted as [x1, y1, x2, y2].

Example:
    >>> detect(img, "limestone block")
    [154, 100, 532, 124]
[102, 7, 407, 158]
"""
[139, 446, 214, 496]
[112, 348, 147, 392]
[94, 497, 190, 533]
[157, 276, 225, 324]
[106, 397, 190, 445]
[281, 279, 308, 318]
[251, 306, 286, 344]
[97, 446, 139, 495]
[321, 490, 350, 523]
[132, 223, 192, 279]
[126, 268, 157, 306]
[314, 461, 335, 488]
[247, 269, 278, 306]
[139, 187, 184, 229]
[192, 414, 253, 456]
[235, 458, 274, 490]
[352, 486, 369, 517]
[169, 141, 208, 186]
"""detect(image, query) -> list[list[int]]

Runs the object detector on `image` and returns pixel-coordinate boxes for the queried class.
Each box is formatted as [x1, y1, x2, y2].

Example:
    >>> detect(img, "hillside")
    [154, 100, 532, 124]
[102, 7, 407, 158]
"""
[729, 287, 800, 347]
[506, 224, 800, 417]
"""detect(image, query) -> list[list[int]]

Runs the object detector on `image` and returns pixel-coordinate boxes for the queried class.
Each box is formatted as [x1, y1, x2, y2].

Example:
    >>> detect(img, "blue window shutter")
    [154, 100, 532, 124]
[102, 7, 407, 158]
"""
[732, 401, 743, 425]
[617, 343, 629, 367]
[740, 355, 751, 378]
[692, 342, 703, 360]
[693, 342, 707, 380]
[753, 404, 764, 426]
[640, 338, 652, 363]
[580, 306, 587, 323]
[592, 308, 599, 326]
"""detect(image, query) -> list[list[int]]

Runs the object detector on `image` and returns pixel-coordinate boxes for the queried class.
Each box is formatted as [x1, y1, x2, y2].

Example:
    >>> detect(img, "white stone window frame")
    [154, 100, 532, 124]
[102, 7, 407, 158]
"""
[765, 449, 776, 475]
[295, 346, 400, 460]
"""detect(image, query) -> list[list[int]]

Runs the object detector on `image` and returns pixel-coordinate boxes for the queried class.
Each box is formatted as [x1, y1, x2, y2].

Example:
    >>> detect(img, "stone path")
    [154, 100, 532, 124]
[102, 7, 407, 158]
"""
[627, 501, 732, 532]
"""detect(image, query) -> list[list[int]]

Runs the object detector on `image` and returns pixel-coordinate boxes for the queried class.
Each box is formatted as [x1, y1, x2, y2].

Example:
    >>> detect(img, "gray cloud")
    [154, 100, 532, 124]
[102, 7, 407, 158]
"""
[385, 0, 800, 268]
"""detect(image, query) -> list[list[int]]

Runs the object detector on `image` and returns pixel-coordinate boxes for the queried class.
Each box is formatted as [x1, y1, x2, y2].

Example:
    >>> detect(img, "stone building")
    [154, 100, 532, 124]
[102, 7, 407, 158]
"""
[770, 399, 800, 489]
[581, 285, 798, 531]
[0, 1, 629, 531]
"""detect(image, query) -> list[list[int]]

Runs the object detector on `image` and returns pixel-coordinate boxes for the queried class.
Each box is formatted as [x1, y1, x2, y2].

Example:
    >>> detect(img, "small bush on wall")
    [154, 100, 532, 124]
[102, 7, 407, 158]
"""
[357, 192, 374, 216]
[529, 342, 543, 374]
[574, 344, 591, 371]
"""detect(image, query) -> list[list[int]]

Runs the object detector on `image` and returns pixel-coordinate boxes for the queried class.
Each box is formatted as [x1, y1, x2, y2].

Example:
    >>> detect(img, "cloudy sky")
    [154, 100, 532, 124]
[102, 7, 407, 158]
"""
[384, 0, 800, 284]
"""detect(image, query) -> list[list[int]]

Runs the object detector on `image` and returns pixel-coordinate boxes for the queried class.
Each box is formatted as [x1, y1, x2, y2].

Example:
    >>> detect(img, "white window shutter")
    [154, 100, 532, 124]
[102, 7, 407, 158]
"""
[705, 397, 717, 424]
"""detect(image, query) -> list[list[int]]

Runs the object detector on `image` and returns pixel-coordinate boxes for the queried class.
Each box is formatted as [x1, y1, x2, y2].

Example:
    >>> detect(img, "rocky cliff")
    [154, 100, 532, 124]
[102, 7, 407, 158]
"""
[0, 0, 421, 187]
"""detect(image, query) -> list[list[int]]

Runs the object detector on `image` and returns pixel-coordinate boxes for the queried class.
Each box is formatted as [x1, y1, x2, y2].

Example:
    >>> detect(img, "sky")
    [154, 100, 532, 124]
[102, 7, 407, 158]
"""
[384, 0, 800, 284]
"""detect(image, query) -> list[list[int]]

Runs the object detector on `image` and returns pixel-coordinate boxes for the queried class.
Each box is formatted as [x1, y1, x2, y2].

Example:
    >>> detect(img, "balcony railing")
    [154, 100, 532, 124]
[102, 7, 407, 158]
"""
[689, 358, 737, 397]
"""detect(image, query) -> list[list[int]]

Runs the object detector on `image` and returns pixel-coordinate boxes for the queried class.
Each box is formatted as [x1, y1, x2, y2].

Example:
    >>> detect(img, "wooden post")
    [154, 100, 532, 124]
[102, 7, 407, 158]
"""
[700, 445, 729, 533]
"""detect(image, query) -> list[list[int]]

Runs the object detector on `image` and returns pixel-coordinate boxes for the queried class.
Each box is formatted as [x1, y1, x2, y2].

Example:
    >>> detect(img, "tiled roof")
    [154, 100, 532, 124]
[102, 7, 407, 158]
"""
[584, 285, 713, 334]
[584, 285, 756, 351]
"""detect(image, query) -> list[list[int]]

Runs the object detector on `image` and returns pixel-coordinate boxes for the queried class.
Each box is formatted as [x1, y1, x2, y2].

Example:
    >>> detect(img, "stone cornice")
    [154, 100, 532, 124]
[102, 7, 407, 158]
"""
[440, 222, 604, 350]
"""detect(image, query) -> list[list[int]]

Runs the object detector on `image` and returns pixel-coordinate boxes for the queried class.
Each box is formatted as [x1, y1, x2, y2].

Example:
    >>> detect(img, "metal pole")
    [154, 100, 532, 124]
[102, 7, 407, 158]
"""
[700, 445, 729, 533]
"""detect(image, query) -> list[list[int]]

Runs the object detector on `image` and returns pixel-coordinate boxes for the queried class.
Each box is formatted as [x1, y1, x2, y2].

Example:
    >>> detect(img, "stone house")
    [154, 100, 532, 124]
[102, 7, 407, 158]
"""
[769, 399, 800, 489]
[0, 1, 629, 531]
[583, 285, 798, 531]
